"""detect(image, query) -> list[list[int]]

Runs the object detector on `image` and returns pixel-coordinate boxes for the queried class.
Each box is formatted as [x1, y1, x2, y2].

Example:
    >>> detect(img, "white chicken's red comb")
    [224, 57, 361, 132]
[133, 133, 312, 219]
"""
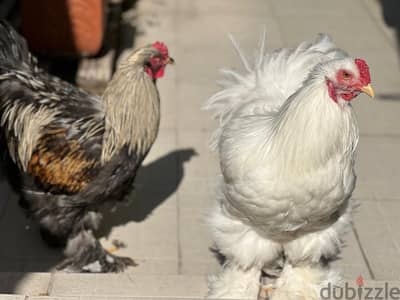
[355, 58, 371, 85]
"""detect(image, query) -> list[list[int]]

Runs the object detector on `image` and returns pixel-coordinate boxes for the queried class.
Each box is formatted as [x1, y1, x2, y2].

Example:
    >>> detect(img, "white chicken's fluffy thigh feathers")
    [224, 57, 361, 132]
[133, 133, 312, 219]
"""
[205, 33, 347, 151]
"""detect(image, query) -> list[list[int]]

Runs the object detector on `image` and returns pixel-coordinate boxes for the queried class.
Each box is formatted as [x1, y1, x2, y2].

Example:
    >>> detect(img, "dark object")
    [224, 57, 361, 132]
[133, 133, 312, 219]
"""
[21, 0, 105, 56]
[0, 20, 173, 272]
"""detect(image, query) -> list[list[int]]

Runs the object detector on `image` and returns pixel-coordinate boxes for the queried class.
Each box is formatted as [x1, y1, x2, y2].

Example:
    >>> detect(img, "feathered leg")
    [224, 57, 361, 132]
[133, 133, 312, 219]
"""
[208, 202, 282, 298]
[270, 201, 353, 300]
[25, 188, 135, 273]
[54, 209, 135, 272]
[58, 227, 135, 273]
[209, 262, 262, 299]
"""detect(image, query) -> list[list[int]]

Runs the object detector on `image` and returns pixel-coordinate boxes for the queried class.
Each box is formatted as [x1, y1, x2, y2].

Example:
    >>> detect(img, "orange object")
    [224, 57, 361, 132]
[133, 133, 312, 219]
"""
[21, 0, 104, 56]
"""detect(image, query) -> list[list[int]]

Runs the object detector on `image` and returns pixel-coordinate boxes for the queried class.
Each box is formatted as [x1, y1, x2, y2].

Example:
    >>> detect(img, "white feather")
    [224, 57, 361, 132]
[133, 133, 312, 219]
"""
[206, 33, 361, 299]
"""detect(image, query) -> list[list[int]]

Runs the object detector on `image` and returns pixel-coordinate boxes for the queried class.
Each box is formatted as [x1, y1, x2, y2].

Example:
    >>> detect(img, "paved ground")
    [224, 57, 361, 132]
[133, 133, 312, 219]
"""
[0, 0, 400, 298]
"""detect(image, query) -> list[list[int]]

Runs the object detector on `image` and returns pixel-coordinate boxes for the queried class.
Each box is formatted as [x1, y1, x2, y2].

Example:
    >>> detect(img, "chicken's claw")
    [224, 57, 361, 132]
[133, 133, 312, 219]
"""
[106, 239, 127, 253]
[258, 284, 275, 300]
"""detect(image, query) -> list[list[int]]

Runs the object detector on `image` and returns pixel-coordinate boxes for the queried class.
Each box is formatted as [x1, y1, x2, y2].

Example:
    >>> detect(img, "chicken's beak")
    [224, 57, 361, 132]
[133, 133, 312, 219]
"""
[166, 57, 175, 65]
[360, 84, 375, 98]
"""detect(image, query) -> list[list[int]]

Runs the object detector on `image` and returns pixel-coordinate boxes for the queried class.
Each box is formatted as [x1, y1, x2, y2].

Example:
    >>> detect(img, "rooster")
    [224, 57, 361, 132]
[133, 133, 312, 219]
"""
[0, 21, 174, 272]
[205, 33, 374, 299]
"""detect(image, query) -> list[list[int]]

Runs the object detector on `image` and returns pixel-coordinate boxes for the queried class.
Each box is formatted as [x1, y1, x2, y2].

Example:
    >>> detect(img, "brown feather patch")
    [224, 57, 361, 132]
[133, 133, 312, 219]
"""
[27, 132, 98, 194]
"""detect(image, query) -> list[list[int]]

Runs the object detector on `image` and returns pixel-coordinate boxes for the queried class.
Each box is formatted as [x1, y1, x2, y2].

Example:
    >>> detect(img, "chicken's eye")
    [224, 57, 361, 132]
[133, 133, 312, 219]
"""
[342, 71, 351, 79]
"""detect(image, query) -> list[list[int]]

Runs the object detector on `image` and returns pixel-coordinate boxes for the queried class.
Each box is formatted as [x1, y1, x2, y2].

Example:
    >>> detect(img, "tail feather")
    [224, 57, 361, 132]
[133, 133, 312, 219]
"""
[204, 33, 347, 151]
[0, 20, 35, 71]
[204, 32, 267, 151]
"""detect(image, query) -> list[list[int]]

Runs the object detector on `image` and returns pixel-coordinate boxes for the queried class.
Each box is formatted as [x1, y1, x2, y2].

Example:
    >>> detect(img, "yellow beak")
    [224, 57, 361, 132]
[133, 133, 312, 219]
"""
[360, 84, 375, 98]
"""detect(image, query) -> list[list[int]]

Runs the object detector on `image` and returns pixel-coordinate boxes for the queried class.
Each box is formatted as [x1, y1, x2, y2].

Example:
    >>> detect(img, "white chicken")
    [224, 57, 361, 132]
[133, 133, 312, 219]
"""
[205, 34, 374, 299]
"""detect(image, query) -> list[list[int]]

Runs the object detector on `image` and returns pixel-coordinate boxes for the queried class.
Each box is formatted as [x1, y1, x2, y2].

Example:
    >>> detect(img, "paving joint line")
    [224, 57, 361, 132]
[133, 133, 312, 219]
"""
[174, 0, 182, 275]
[351, 222, 375, 280]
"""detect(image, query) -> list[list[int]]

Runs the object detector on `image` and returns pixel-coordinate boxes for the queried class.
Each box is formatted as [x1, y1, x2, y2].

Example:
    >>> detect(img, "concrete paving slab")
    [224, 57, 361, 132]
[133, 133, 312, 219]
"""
[176, 84, 218, 131]
[99, 193, 178, 264]
[50, 274, 207, 298]
[277, 13, 388, 52]
[353, 200, 400, 280]
[157, 69, 178, 131]
[176, 131, 219, 180]
[355, 136, 400, 201]
[269, 0, 370, 17]
[176, 0, 272, 17]
[353, 98, 400, 136]
[28, 297, 78, 300]
[333, 228, 373, 280]
[0, 296, 25, 300]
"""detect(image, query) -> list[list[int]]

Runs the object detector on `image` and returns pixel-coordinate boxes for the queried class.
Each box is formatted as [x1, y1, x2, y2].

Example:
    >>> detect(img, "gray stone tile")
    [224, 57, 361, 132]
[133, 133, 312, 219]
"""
[353, 200, 400, 279]
[353, 97, 400, 137]
[124, 258, 178, 275]
[0, 296, 25, 300]
[333, 228, 371, 280]
[50, 274, 207, 297]
[176, 131, 219, 180]
[176, 83, 218, 131]
[180, 258, 220, 277]
[354, 136, 400, 201]
[29, 297, 78, 300]
[377, 201, 400, 245]
[175, 36, 283, 89]
[277, 14, 388, 52]
[178, 178, 217, 210]
[177, 0, 272, 16]
[157, 66, 178, 131]
[178, 213, 218, 276]
[99, 190, 178, 261]
[270, 0, 371, 17]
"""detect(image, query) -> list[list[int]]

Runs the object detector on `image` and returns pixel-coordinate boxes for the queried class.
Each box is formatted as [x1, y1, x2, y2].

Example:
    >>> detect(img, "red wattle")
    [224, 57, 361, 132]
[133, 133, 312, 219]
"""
[154, 67, 165, 79]
[326, 80, 337, 102]
[145, 66, 153, 78]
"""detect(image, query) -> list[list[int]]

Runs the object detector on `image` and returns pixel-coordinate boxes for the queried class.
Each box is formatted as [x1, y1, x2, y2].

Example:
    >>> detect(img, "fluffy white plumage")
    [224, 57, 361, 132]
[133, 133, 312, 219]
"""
[205, 34, 366, 299]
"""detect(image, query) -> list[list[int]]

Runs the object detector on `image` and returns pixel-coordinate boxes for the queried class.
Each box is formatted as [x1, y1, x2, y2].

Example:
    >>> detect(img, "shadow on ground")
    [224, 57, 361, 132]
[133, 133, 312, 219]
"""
[99, 148, 197, 237]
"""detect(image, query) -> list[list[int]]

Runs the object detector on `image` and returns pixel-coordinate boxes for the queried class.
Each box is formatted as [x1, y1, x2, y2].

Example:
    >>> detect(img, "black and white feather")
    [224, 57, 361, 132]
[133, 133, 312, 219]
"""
[0, 21, 165, 272]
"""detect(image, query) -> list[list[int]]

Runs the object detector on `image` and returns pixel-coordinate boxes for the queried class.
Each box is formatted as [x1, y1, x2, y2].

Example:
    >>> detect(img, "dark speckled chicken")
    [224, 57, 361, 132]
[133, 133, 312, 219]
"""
[0, 21, 174, 272]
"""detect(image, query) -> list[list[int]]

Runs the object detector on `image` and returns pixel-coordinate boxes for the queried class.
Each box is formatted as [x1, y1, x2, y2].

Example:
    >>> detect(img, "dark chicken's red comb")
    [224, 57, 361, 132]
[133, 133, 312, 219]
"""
[152, 41, 169, 58]
[355, 58, 371, 85]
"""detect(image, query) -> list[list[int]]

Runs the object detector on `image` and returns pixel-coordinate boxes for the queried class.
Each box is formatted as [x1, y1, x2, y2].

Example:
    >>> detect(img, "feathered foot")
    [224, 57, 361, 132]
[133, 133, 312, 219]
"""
[208, 262, 262, 299]
[268, 263, 340, 300]
[258, 284, 275, 300]
[258, 258, 285, 300]
[58, 230, 136, 273]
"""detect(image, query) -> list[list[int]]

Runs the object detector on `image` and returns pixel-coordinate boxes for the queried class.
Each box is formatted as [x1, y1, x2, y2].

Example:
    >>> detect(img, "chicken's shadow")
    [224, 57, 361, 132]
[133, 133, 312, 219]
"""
[98, 148, 197, 238]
